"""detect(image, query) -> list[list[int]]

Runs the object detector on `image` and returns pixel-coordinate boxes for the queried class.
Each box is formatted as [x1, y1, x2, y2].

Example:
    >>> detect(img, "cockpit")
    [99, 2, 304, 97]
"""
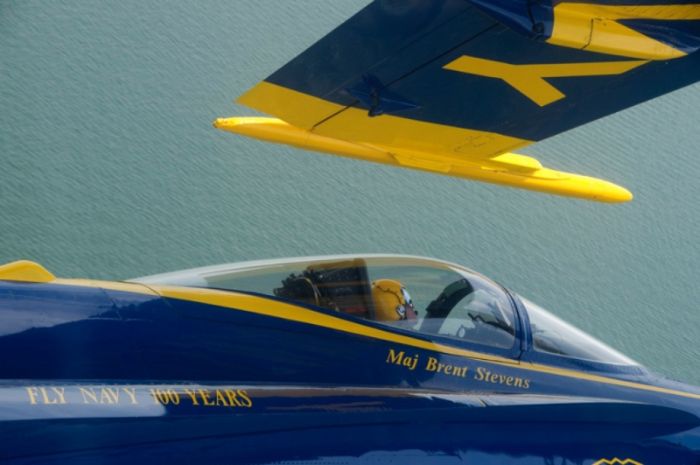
[134, 255, 637, 367]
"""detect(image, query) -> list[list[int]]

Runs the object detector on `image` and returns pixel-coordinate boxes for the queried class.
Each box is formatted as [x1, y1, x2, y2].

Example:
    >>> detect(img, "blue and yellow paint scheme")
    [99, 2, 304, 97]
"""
[216, 0, 700, 202]
[0, 255, 698, 464]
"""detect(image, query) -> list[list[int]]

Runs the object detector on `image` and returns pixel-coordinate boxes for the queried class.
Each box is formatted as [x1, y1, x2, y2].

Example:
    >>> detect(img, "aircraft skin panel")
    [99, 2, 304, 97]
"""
[0, 276, 699, 462]
[225, 0, 700, 202]
[0, 384, 698, 463]
[547, 3, 700, 59]
[220, 109, 633, 203]
[619, 17, 700, 53]
[1, 279, 699, 401]
[237, 82, 531, 160]
[246, 14, 700, 144]
[261, 0, 487, 110]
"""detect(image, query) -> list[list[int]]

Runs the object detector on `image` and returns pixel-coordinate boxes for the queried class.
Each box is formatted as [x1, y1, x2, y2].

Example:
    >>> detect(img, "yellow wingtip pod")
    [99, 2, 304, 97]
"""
[0, 260, 56, 283]
[214, 116, 633, 203]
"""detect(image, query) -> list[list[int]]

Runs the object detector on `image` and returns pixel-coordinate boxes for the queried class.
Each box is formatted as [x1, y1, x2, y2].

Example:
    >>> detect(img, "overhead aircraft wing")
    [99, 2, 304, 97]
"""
[216, 0, 700, 202]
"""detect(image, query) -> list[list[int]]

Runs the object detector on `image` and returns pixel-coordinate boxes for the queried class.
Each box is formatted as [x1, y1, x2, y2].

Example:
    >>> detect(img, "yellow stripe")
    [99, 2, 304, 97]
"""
[238, 81, 530, 159]
[155, 286, 512, 364]
[549, 3, 700, 60]
[592, 459, 643, 465]
[443, 55, 647, 106]
[152, 285, 700, 400]
[50, 279, 700, 400]
[558, 3, 700, 21]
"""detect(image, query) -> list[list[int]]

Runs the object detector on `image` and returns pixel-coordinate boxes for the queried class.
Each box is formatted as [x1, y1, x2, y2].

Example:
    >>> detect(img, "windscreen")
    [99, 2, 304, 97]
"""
[520, 296, 637, 366]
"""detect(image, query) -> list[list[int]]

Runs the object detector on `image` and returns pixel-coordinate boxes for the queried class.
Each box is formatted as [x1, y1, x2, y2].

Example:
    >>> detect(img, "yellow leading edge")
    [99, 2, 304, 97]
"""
[214, 116, 633, 203]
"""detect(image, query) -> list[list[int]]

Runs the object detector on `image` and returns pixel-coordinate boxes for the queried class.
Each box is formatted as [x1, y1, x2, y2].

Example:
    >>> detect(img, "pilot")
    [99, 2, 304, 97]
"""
[371, 279, 417, 322]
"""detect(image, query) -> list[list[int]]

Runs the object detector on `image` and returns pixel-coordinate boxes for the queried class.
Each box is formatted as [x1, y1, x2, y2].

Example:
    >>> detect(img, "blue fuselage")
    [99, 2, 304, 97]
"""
[0, 280, 698, 464]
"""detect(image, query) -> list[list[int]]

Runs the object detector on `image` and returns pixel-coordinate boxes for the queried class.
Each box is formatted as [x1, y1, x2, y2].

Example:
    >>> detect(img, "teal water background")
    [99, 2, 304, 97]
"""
[1, 1, 698, 384]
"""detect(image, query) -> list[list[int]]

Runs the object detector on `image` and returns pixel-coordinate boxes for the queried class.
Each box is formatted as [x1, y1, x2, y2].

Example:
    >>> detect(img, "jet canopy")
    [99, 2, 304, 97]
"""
[135, 254, 636, 366]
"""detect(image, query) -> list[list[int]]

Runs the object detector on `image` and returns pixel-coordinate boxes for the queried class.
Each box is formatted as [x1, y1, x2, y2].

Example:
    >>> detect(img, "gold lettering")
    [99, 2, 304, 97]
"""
[438, 362, 452, 374]
[26, 387, 39, 405]
[39, 387, 58, 404]
[430, 361, 468, 377]
[214, 390, 230, 407]
[386, 349, 405, 365]
[122, 387, 138, 405]
[156, 389, 170, 405]
[149, 388, 179, 405]
[386, 349, 419, 371]
[100, 387, 119, 404]
[80, 387, 99, 404]
[404, 354, 419, 371]
[236, 389, 253, 408]
[149, 388, 162, 404]
[26, 386, 66, 405]
[473, 367, 529, 389]
[198, 389, 214, 406]
[166, 389, 180, 405]
[224, 389, 241, 407]
[50, 387, 67, 404]
[184, 388, 199, 406]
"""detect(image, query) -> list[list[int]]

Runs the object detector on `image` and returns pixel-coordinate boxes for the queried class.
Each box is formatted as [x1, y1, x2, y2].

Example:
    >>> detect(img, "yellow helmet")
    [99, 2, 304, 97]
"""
[371, 279, 416, 321]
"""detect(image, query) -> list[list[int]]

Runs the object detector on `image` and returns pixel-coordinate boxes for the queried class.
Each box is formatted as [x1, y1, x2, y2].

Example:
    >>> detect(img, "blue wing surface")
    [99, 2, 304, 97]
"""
[217, 0, 700, 202]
